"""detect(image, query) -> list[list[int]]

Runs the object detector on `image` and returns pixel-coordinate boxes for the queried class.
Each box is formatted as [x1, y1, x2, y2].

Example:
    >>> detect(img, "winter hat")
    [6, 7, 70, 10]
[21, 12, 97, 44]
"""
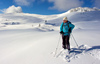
[63, 17, 68, 20]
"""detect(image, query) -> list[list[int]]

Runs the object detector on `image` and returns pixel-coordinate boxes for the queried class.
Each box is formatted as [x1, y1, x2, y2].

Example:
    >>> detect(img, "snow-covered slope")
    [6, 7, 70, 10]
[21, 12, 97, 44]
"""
[0, 7, 100, 64]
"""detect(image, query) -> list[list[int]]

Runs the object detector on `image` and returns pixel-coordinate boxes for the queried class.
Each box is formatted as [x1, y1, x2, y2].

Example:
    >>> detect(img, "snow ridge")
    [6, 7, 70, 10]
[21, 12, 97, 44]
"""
[68, 7, 100, 13]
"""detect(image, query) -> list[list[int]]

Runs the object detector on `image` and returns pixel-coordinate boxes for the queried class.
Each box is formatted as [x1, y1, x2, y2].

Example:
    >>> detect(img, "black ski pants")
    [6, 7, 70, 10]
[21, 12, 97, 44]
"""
[62, 35, 70, 50]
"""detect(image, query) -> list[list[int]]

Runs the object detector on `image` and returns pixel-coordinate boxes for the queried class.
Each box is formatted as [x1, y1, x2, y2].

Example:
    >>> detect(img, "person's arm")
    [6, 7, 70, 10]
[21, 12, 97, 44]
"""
[60, 23, 64, 34]
[69, 23, 75, 33]
[60, 23, 63, 32]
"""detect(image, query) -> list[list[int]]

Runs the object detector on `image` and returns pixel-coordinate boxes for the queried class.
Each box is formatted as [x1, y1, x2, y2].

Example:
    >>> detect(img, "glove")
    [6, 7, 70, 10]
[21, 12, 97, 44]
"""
[60, 31, 64, 34]
[68, 28, 72, 33]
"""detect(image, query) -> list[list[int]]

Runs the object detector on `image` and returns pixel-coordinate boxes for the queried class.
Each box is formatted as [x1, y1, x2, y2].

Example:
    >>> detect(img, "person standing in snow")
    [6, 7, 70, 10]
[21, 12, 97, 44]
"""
[60, 17, 75, 50]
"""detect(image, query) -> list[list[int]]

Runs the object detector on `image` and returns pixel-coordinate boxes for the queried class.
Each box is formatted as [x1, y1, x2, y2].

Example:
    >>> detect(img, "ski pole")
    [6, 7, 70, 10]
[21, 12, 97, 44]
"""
[54, 34, 61, 57]
[71, 34, 79, 48]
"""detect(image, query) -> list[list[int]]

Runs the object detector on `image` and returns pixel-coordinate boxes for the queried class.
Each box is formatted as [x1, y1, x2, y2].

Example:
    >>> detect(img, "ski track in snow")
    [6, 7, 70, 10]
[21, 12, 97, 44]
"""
[52, 45, 100, 63]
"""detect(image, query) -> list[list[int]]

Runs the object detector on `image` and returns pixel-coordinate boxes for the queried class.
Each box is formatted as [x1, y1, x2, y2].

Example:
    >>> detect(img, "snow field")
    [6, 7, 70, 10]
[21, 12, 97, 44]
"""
[0, 9, 100, 64]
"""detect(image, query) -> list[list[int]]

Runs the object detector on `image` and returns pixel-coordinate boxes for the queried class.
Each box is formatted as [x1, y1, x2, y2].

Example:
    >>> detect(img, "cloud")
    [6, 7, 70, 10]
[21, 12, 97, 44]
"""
[48, 0, 83, 11]
[2, 5, 23, 13]
[94, 0, 100, 8]
[14, 0, 35, 6]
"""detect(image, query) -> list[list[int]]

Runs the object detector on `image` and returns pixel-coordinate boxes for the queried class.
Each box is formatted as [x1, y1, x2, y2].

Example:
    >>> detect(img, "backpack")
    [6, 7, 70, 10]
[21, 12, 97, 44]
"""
[63, 21, 72, 33]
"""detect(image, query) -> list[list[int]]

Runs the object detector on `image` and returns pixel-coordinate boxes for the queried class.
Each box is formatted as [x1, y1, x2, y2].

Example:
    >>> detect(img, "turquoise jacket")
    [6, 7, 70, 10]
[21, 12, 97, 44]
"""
[60, 21, 75, 36]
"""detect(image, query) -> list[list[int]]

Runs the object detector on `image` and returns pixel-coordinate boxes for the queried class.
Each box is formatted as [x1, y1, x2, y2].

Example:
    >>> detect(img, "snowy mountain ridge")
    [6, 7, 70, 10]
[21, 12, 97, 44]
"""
[68, 7, 100, 13]
[0, 9, 100, 30]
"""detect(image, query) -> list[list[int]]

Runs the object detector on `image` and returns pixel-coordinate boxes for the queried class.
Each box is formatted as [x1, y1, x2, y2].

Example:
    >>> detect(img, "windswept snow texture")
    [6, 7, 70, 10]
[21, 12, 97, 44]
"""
[0, 9, 100, 64]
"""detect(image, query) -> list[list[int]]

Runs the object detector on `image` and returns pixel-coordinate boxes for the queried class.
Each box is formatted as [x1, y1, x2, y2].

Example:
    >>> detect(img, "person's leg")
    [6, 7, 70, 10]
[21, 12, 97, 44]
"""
[65, 35, 70, 50]
[62, 35, 66, 49]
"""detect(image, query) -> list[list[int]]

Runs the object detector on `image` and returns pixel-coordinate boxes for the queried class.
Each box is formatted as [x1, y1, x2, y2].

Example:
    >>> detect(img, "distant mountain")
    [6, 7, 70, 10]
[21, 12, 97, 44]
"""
[68, 7, 100, 13]
[48, 10, 100, 27]
[0, 7, 100, 30]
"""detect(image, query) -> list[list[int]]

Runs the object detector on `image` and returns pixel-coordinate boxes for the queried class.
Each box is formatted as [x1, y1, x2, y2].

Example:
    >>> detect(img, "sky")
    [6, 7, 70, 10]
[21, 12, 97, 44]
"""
[0, 0, 100, 15]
